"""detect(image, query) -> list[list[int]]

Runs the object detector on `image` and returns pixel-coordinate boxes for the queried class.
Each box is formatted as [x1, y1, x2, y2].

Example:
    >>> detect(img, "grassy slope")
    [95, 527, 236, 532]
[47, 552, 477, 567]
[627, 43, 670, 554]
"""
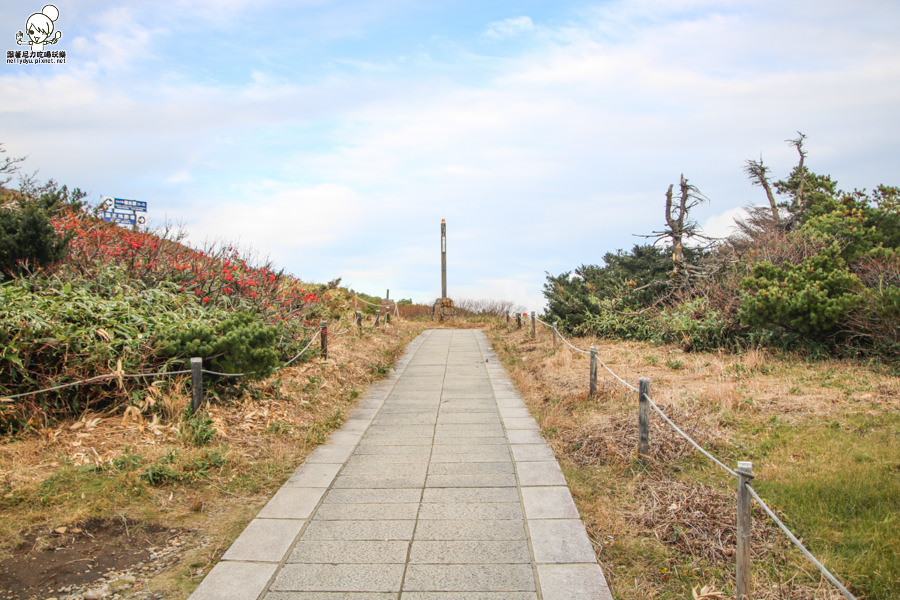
[0, 319, 426, 598]
[488, 321, 899, 600]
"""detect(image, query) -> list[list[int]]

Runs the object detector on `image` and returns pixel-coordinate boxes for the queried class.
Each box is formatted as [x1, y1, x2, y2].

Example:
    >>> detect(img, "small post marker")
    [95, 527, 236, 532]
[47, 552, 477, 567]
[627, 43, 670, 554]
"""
[356, 311, 362, 332]
[531, 311, 536, 337]
[375, 310, 381, 327]
[590, 347, 598, 397]
[191, 357, 203, 414]
[638, 377, 650, 463]
[736, 461, 754, 600]
[321, 321, 328, 360]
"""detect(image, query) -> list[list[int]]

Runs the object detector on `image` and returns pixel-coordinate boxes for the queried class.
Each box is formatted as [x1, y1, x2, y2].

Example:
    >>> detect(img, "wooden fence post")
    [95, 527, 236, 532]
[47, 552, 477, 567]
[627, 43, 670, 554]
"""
[321, 321, 328, 360]
[553, 322, 559, 348]
[590, 347, 598, 397]
[517, 313, 521, 329]
[374, 310, 381, 327]
[191, 357, 203, 414]
[356, 311, 362, 333]
[638, 377, 650, 463]
[531, 312, 536, 337]
[736, 461, 754, 600]
[386, 308, 391, 324]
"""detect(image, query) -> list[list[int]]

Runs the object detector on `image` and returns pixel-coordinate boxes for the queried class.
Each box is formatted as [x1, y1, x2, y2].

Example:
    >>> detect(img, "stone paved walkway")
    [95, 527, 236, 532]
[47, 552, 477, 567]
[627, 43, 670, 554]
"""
[188, 329, 613, 600]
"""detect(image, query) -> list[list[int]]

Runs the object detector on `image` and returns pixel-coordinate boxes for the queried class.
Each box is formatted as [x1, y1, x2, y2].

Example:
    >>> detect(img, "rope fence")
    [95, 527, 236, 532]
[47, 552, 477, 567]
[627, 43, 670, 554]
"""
[1, 301, 398, 415]
[515, 312, 856, 600]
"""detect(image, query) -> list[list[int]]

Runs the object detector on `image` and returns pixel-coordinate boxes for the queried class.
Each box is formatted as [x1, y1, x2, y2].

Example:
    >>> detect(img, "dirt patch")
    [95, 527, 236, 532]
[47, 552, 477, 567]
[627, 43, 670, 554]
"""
[0, 517, 194, 600]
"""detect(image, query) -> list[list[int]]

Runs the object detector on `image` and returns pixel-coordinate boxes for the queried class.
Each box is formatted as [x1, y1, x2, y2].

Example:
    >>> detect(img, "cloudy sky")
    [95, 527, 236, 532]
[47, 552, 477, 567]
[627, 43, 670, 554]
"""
[2, 0, 898, 310]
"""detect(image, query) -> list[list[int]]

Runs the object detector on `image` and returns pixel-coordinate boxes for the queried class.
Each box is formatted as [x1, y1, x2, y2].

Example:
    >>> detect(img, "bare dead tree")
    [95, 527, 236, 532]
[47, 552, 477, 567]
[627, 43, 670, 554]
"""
[0, 144, 26, 188]
[787, 131, 808, 214]
[743, 156, 781, 224]
[648, 174, 712, 284]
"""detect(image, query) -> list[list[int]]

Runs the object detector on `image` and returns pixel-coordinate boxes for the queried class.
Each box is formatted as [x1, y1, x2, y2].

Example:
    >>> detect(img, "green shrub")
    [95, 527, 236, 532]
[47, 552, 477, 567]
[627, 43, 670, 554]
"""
[160, 310, 280, 379]
[0, 203, 69, 278]
[739, 245, 863, 340]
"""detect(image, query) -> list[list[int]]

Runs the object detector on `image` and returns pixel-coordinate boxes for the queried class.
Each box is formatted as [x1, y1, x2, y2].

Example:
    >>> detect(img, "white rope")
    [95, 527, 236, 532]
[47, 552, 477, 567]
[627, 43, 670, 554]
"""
[745, 484, 857, 600]
[1, 369, 192, 401]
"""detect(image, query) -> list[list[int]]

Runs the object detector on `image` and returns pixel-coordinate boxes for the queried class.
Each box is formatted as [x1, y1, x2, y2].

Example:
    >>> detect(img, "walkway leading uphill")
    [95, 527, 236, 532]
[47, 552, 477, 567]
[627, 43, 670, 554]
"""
[189, 329, 614, 600]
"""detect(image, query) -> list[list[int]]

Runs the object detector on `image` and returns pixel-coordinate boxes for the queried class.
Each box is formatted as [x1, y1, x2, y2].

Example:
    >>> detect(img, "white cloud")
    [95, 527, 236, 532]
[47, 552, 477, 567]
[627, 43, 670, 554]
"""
[701, 206, 749, 240]
[483, 16, 535, 39]
[183, 182, 365, 259]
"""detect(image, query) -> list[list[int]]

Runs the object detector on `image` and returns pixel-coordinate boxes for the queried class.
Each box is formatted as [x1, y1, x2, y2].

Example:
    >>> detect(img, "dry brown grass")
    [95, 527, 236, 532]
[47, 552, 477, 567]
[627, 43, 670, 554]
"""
[488, 320, 898, 600]
[0, 319, 426, 598]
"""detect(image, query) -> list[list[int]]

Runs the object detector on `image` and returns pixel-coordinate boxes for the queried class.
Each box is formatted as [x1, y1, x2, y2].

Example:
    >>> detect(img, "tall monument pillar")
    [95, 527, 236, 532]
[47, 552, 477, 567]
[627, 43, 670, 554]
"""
[434, 218, 455, 321]
[441, 218, 447, 300]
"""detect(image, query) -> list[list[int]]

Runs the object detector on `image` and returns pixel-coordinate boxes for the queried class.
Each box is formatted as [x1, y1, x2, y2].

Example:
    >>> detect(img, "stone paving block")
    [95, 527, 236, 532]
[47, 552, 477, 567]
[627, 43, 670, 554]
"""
[288, 540, 409, 564]
[355, 436, 434, 446]
[326, 431, 364, 446]
[221, 518, 303, 562]
[521, 486, 581, 519]
[417, 502, 522, 520]
[498, 407, 533, 419]
[409, 540, 531, 564]
[427, 462, 513, 475]
[495, 396, 527, 407]
[413, 519, 526, 541]
[422, 487, 519, 504]
[188, 561, 278, 600]
[402, 564, 535, 592]
[301, 519, 415, 541]
[501, 417, 540, 431]
[271, 563, 405, 593]
[509, 444, 556, 462]
[303, 443, 357, 464]
[324, 488, 422, 504]
[431, 436, 507, 446]
[528, 519, 598, 564]
[341, 461, 428, 477]
[343, 453, 429, 467]
[505, 429, 544, 444]
[353, 444, 431, 456]
[436, 424, 504, 436]
[425, 473, 517, 488]
[313, 502, 420, 521]
[436, 413, 501, 424]
[428, 451, 512, 463]
[257, 486, 327, 520]
[401, 593, 536, 600]
[284, 462, 343, 487]
[340, 419, 371, 433]
[536, 563, 614, 600]
[333, 474, 427, 489]
[515, 461, 568, 486]
[365, 424, 435, 436]
[266, 593, 396, 600]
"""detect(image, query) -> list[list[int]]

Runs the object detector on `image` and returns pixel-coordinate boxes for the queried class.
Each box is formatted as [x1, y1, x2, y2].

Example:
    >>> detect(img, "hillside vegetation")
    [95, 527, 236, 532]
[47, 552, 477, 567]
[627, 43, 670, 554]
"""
[544, 135, 900, 361]
[1, 162, 344, 434]
[0, 150, 427, 598]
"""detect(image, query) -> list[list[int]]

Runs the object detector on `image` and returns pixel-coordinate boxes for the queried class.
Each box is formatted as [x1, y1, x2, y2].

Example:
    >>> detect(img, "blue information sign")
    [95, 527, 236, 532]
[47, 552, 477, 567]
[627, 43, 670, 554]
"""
[114, 198, 147, 212]
[102, 196, 147, 212]
[103, 211, 138, 225]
